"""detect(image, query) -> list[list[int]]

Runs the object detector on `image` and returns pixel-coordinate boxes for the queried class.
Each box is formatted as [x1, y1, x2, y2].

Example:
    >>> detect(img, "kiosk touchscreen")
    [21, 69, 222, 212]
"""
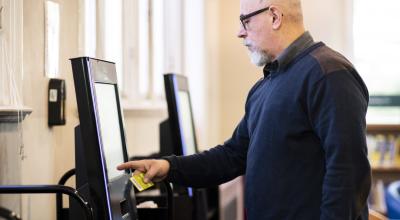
[160, 73, 199, 198]
[71, 57, 137, 220]
[160, 74, 216, 220]
[160, 74, 199, 157]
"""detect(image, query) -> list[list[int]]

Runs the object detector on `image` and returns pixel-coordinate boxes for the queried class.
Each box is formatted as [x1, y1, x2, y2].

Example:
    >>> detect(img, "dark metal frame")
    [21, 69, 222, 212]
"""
[56, 168, 174, 220]
[0, 184, 93, 220]
[0, 206, 21, 220]
[56, 168, 76, 220]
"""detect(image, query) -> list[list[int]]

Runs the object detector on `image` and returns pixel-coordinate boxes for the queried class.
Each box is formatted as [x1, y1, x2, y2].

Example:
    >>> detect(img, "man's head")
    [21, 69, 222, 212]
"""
[238, 0, 305, 66]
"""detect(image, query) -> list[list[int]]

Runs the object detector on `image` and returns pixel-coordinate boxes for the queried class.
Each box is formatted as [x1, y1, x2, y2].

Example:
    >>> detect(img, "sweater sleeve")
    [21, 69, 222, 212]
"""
[163, 115, 249, 188]
[162, 79, 266, 188]
[308, 69, 371, 220]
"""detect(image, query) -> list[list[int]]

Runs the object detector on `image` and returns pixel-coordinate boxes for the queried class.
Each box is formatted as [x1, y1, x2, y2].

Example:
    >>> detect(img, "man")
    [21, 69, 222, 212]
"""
[118, 0, 371, 219]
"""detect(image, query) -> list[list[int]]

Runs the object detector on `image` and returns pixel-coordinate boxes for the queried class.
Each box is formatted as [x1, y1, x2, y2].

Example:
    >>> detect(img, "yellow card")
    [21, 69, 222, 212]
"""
[130, 173, 154, 192]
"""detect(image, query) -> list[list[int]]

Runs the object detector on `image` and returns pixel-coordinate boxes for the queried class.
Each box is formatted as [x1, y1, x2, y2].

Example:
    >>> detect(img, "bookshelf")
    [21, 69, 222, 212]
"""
[367, 124, 400, 171]
[367, 124, 400, 214]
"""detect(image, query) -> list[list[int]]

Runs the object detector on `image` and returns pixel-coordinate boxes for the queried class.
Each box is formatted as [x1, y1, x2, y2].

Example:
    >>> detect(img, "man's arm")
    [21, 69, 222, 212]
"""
[118, 79, 263, 187]
[164, 116, 249, 188]
[309, 69, 371, 220]
[117, 116, 249, 188]
[163, 78, 266, 188]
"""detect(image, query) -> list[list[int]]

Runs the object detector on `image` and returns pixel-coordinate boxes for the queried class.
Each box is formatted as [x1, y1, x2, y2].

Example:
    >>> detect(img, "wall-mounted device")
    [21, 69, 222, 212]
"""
[48, 78, 66, 126]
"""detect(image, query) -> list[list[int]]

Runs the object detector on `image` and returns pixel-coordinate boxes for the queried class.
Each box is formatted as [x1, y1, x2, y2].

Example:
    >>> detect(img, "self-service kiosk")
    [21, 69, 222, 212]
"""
[1, 57, 173, 220]
[70, 57, 138, 220]
[159, 74, 219, 220]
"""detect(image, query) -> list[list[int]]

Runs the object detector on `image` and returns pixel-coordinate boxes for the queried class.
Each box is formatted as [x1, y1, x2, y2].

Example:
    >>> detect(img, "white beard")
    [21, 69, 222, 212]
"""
[249, 50, 271, 67]
[244, 40, 272, 67]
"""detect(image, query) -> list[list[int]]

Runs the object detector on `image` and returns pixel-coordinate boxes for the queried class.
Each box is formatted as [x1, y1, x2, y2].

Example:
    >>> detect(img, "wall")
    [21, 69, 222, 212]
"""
[0, 124, 23, 216]
[216, 0, 264, 141]
[20, 0, 79, 219]
[124, 109, 167, 157]
[302, 0, 351, 56]
[0, 0, 24, 216]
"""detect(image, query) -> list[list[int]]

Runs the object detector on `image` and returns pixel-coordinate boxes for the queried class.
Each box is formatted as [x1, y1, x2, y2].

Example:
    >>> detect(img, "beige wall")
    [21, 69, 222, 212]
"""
[20, 0, 79, 219]
[0, 124, 23, 215]
[124, 109, 167, 157]
[215, 0, 262, 141]
[303, 0, 352, 56]
[0, 0, 23, 216]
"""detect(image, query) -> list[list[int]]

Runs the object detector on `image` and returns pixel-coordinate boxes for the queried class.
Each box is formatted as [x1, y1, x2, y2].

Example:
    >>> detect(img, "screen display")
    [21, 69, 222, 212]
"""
[94, 83, 125, 180]
[177, 91, 196, 155]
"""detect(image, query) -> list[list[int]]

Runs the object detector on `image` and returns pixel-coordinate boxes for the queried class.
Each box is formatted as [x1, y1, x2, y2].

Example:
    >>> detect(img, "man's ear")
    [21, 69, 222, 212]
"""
[270, 6, 283, 30]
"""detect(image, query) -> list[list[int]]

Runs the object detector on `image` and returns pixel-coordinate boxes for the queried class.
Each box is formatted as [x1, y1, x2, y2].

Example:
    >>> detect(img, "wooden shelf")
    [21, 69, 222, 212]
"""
[0, 106, 32, 123]
[371, 165, 400, 184]
[367, 124, 400, 134]
[372, 165, 400, 173]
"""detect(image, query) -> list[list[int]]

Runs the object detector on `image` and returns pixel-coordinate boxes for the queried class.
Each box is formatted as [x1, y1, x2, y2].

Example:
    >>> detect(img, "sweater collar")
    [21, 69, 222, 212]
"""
[263, 31, 315, 78]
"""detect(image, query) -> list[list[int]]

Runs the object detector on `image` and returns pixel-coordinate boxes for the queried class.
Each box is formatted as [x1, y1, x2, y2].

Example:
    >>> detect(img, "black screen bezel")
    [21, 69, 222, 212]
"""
[71, 57, 132, 219]
[164, 73, 199, 157]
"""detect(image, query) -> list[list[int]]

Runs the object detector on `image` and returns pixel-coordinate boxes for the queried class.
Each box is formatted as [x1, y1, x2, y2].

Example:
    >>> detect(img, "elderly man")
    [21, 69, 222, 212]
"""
[118, 0, 371, 219]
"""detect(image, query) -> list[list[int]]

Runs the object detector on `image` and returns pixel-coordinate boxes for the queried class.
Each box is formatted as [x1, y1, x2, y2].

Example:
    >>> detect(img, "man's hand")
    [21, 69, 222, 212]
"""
[117, 159, 170, 183]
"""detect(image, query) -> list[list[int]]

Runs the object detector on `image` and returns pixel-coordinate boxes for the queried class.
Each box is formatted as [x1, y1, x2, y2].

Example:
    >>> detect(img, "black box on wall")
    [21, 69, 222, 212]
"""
[48, 78, 66, 126]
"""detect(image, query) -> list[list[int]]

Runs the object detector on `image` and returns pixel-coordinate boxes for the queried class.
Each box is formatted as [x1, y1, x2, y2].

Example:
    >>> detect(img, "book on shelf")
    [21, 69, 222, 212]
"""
[367, 133, 400, 168]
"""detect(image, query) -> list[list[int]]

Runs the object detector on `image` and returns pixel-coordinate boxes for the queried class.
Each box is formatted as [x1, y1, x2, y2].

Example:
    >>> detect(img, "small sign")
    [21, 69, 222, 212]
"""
[49, 89, 58, 102]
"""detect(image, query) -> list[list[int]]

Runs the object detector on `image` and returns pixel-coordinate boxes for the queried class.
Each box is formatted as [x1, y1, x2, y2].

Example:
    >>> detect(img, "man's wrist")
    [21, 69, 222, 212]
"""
[161, 155, 177, 171]
[161, 155, 178, 181]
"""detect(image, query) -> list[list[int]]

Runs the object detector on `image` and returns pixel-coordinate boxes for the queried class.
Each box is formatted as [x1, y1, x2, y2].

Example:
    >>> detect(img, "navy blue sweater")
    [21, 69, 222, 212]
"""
[165, 33, 371, 220]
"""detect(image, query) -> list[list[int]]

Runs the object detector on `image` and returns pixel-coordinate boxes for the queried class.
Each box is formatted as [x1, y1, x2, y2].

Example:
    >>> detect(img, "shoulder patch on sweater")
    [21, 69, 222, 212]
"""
[310, 45, 354, 75]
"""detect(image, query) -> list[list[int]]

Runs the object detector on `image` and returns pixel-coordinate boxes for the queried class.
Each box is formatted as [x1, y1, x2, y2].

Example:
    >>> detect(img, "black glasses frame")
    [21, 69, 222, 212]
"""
[239, 6, 270, 30]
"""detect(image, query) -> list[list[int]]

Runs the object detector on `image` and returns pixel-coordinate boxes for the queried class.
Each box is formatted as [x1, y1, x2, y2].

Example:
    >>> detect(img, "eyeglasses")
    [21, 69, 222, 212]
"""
[239, 6, 270, 31]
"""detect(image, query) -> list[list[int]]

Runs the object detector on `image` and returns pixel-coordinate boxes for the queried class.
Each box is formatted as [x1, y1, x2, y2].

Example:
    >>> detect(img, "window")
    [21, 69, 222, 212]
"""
[353, 0, 400, 124]
[103, 0, 123, 86]
[0, 0, 23, 107]
[79, 0, 203, 107]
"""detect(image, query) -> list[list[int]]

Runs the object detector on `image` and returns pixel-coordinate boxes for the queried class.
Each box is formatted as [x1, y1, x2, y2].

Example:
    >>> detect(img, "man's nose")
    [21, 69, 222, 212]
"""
[237, 25, 247, 38]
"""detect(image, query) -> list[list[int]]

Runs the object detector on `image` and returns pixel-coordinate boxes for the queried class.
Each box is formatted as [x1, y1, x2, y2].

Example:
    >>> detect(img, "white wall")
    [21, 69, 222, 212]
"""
[0, 0, 24, 216]
[20, 0, 79, 219]
[124, 109, 167, 157]
[0, 124, 23, 216]
[302, 0, 352, 56]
